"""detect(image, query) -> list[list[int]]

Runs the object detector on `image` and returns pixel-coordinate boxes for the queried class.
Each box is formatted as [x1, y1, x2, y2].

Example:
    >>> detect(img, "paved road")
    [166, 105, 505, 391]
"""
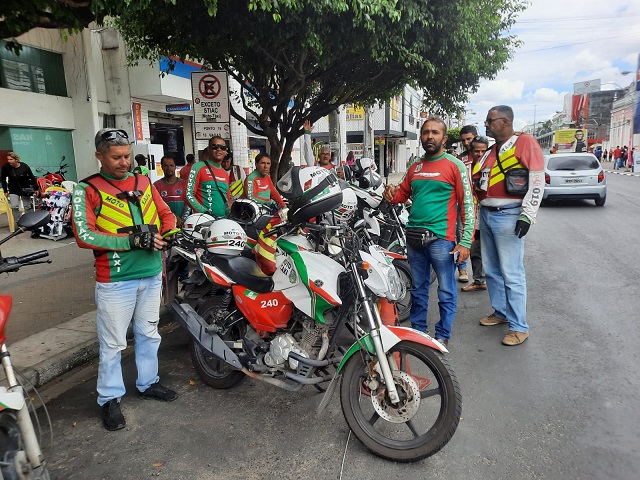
[34, 173, 640, 479]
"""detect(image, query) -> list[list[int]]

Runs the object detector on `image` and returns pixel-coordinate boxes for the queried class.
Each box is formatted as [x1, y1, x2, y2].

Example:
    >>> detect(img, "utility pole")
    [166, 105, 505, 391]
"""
[328, 109, 341, 164]
[533, 104, 537, 137]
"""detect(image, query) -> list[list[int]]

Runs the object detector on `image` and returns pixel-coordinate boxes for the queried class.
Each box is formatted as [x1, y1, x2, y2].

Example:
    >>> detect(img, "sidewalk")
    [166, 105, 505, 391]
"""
[601, 159, 640, 176]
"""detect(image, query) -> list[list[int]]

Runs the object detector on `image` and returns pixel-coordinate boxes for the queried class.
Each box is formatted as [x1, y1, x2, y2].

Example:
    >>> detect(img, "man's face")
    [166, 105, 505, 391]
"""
[318, 148, 332, 166]
[221, 158, 231, 171]
[161, 158, 176, 178]
[96, 145, 131, 179]
[471, 143, 488, 163]
[460, 132, 475, 151]
[208, 139, 228, 164]
[484, 110, 509, 140]
[257, 157, 271, 176]
[6, 155, 18, 167]
[575, 131, 583, 140]
[420, 121, 447, 156]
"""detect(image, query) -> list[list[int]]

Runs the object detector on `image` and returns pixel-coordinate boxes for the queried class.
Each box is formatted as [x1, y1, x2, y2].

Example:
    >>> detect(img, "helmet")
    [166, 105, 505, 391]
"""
[353, 157, 382, 189]
[329, 183, 357, 224]
[182, 213, 215, 241]
[228, 199, 261, 224]
[205, 219, 247, 255]
[276, 166, 343, 225]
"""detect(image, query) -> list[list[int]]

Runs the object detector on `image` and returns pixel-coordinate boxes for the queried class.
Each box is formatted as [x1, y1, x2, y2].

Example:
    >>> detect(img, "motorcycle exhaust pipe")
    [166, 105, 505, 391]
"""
[170, 300, 243, 370]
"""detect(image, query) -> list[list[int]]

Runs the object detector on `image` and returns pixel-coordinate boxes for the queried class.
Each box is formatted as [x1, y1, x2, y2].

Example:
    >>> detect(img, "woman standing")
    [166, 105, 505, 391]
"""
[1, 152, 38, 210]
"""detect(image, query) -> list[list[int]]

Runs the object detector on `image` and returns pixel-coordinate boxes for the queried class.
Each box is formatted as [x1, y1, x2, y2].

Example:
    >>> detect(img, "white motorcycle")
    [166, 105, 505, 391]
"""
[0, 211, 53, 480]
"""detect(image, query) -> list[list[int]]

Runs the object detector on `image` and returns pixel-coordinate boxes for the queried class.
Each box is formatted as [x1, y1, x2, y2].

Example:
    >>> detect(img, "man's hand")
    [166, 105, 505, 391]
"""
[450, 245, 470, 264]
[304, 120, 313, 132]
[130, 232, 166, 250]
[514, 216, 531, 238]
[383, 184, 399, 203]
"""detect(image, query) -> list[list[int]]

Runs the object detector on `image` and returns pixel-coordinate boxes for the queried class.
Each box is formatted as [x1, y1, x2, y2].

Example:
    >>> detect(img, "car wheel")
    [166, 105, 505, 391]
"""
[595, 196, 606, 207]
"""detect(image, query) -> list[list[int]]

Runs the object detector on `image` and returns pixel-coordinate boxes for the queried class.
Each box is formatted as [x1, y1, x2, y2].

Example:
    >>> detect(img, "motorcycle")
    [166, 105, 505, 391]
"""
[32, 185, 74, 242]
[171, 167, 461, 462]
[0, 210, 53, 480]
[36, 157, 68, 187]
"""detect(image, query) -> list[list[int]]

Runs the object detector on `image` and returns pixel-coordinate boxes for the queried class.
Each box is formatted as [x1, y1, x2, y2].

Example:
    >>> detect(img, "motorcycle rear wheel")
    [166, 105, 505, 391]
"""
[391, 259, 412, 323]
[190, 299, 245, 389]
[340, 341, 461, 462]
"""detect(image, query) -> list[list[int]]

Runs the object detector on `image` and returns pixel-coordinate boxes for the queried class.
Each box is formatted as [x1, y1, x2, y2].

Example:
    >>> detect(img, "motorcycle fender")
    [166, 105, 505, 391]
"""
[337, 325, 447, 372]
[0, 389, 25, 411]
[170, 300, 243, 370]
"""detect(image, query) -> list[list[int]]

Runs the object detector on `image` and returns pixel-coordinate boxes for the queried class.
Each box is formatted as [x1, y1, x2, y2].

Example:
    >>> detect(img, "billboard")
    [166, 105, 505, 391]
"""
[553, 129, 588, 153]
[574, 79, 600, 94]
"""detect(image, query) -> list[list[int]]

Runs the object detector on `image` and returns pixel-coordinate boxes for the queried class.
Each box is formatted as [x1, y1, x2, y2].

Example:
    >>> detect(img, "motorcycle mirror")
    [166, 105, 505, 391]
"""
[17, 211, 51, 230]
[36, 167, 44, 172]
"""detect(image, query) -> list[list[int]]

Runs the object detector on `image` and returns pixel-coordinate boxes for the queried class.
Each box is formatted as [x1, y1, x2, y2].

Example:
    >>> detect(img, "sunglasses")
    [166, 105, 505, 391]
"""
[484, 117, 507, 125]
[209, 144, 228, 151]
[100, 129, 129, 142]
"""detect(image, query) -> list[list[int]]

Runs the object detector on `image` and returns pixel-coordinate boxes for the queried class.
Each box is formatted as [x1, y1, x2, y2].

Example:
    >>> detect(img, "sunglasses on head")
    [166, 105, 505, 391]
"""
[100, 129, 129, 142]
[209, 144, 228, 151]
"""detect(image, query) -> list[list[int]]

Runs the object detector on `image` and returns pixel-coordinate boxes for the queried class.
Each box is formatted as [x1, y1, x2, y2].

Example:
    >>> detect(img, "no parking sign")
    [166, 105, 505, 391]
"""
[192, 71, 230, 139]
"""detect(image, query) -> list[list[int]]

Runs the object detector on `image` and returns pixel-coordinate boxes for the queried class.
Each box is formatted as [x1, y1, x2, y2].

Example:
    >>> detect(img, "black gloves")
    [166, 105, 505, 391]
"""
[514, 218, 530, 238]
[129, 231, 155, 250]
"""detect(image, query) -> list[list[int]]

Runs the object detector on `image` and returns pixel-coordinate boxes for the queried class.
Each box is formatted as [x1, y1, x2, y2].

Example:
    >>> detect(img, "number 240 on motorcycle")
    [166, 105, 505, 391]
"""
[261, 299, 279, 308]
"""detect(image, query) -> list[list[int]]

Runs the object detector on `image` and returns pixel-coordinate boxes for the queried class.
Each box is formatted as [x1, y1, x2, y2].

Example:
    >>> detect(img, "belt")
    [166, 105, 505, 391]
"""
[483, 204, 521, 211]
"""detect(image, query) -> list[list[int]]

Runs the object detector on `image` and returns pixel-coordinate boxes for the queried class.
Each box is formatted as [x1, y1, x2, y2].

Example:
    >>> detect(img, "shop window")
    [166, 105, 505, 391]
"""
[0, 40, 67, 97]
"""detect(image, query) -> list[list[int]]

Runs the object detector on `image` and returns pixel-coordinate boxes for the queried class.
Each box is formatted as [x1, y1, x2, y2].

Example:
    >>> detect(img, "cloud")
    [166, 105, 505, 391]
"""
[471, 79, 524, 103]
[534, 88, 565, 103]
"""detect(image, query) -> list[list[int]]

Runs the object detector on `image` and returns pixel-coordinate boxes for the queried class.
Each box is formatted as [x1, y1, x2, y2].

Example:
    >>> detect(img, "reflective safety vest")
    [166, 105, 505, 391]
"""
[83, 174, 161, 234]
[229, 165, 244, 200]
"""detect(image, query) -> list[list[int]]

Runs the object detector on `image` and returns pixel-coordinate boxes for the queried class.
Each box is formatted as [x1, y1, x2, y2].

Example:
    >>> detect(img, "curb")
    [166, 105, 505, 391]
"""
[8, 307, 176, 389]
[604, 169, 640, 177]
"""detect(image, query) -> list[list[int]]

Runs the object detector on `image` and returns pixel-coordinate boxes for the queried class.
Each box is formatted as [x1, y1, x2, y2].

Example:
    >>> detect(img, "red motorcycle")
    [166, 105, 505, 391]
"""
[36, 156, 68, 187]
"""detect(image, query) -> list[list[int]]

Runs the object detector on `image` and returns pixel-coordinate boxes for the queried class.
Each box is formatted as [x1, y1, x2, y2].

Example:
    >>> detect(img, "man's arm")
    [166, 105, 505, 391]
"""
[268, 176, 286, 208]
[303, 120, 315, 167]
[150, 183, 176, 233]
[185, 163, 207, 213]
[454, 160, 475, 248]
[72, 183, 130, 251]
[518, 136, 545, 224]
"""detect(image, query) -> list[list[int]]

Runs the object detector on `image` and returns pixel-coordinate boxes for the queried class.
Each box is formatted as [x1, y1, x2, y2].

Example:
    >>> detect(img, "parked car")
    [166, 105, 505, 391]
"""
[542, 153, 606, 206]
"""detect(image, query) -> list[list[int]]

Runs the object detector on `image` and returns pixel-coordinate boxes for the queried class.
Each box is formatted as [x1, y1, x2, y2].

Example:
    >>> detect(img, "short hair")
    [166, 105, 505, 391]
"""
[186, 154, 195, 163]
[255, 153, 271, 165]
[421, 116, 447, 134]
[134, 154, 146, 166]
[489, 105, 514, 122]
[460, 125, 478, 136]
[319, 146, 331, 154]
[160, 155, 174, 166]
[208, 135, 226, 147]
[95, 128, 129, 154]
[470, 135, 490, 148]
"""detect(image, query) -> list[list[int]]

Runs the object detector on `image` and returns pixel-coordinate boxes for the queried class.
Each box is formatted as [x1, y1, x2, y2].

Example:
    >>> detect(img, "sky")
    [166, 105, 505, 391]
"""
[464, 0, 640, 131]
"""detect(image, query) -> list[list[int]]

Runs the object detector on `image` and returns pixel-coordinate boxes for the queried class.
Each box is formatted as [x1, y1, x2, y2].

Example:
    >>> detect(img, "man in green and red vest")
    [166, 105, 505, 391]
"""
[243, 153, 286, 210]
[72, 128, 178, 431]
[186, 136, 231, 217]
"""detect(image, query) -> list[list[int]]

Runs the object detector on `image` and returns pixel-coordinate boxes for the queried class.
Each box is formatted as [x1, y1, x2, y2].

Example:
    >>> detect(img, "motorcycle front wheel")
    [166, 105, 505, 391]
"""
[0, 412, 51, 480]
[340, 341, 461, 462]
[190, 299, 246, 389]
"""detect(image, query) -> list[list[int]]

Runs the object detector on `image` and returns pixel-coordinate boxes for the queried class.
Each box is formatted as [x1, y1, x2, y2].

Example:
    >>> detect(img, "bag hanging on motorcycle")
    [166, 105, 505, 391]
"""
[405, 227, 438, 249]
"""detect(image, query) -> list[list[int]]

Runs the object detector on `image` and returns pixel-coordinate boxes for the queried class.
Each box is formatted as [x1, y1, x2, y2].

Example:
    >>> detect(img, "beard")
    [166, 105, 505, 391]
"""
[422, 138, 444, 156]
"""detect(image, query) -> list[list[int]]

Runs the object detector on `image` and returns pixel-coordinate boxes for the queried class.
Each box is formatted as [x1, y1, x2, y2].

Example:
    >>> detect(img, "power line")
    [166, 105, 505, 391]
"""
[517, 33, 640, 54]
[516, 13, 640, 23]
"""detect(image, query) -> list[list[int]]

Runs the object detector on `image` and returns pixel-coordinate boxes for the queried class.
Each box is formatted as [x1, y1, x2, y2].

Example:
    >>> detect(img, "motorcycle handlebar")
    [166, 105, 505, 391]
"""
[0, 250, 50, 273]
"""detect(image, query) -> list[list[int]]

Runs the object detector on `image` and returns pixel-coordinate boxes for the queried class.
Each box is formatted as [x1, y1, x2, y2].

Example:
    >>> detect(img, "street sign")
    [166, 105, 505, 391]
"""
[574, 79, 600, 94]
[191, 71, 231, 141]
[195, 123, 230, 140]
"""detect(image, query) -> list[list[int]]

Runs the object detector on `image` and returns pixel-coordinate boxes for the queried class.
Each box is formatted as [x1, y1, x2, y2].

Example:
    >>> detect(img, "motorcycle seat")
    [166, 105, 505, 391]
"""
[208, 254, 273, 293]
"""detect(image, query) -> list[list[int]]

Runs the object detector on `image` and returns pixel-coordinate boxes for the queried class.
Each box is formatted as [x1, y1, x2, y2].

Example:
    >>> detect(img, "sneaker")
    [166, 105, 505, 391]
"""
[458, 270, 469, 282]
[435, 338, 449, 347]
[479, 312, 508, 326]
[101, 399, 126, 431]
[139, 382, 178, 402]
[502, 330, 529, 346]
[462, 281, 487, 292]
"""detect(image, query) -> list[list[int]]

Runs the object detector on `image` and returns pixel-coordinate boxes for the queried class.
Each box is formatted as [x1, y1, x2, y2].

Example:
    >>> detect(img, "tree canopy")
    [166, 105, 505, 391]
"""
[3, 0, 526, 177]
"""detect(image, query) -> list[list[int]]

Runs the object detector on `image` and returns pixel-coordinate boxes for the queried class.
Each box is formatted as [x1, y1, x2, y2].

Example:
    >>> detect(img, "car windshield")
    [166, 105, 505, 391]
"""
[547, 156, 599, 171]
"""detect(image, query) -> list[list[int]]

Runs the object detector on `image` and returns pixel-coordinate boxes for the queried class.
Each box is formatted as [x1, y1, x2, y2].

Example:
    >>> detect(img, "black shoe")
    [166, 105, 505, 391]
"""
[102, 399, 126, 431]
[139, 382, 178, 402]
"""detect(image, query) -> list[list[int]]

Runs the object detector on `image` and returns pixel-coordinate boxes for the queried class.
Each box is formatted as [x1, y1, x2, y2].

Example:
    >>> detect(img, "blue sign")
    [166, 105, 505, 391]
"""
[166, 104, 191, 112]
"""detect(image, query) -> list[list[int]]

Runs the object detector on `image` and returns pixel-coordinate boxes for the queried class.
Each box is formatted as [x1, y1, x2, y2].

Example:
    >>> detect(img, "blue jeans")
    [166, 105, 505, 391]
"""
[407, 238, 457, 340]
[95, 273, 162, 406]
[479, 207, 528, 333]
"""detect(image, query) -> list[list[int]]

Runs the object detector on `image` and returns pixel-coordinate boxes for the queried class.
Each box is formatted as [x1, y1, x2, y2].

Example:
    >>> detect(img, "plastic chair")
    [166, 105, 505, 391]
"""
[0, 191, 15, 232]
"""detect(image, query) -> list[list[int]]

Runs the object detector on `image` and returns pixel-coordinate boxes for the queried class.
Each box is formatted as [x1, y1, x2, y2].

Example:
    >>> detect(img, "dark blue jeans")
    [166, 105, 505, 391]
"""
[407, 238, 457, 340]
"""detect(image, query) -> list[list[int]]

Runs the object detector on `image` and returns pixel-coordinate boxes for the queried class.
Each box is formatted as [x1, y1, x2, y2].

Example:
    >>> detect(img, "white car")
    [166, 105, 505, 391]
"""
[543, 153, 606, 207]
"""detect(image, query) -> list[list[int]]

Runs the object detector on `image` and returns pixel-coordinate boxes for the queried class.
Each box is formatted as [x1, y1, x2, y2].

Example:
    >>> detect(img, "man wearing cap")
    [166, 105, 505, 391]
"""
[72, 128, 178, 431]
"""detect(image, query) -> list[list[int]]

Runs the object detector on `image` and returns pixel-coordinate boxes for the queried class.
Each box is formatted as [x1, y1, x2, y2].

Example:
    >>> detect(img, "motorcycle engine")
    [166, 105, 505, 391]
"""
[264, 333, 308, 369]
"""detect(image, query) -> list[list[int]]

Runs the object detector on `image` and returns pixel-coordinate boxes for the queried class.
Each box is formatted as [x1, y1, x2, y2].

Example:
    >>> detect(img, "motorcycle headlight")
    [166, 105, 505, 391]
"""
[384, 264, 403, 301]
